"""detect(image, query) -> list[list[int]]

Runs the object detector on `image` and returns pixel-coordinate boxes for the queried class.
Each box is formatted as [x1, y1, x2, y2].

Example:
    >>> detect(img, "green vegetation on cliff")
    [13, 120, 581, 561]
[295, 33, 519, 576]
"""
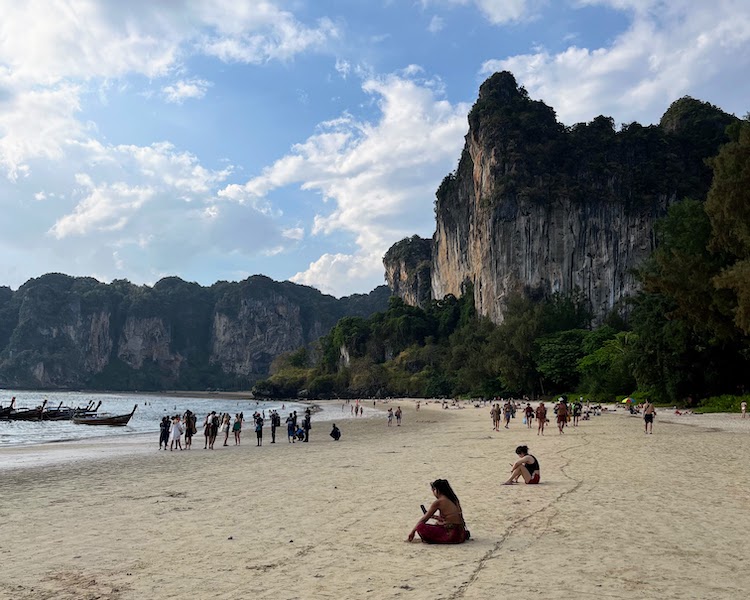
[438, 72, 737, 213]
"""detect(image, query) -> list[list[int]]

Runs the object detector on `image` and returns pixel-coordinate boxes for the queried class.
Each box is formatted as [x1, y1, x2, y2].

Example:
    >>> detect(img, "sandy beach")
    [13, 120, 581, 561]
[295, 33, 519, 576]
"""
[1, 401, 748, 600]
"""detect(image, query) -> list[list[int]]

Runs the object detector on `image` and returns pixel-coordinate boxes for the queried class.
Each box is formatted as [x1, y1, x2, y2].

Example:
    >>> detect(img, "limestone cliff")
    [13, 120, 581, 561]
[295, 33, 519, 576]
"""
[386, 72, 736, 323]
[0, 273, 390, 390]
[383, 235, 432, 308]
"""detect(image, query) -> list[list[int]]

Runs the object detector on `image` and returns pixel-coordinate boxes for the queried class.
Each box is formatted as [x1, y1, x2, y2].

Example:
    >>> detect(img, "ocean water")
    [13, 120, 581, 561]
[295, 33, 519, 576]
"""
[0, 390, 368, 447]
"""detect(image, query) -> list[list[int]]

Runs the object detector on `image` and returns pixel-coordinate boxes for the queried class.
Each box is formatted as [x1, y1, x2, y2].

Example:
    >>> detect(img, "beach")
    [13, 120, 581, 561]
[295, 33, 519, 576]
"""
[1, 401, 748, 600]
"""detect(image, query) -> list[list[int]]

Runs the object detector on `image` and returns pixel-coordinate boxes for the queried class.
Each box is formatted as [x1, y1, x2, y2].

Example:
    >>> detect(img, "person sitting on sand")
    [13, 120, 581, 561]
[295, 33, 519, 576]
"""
[406, 479, 468, 544]
[503, 445, 540, 485]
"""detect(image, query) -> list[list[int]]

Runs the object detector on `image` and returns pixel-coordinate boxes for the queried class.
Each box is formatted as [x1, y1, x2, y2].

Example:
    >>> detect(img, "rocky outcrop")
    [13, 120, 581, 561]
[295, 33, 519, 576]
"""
[386, 72, 735, 323]
[383, 235, 433, 308]
[0, 273, 390, 390]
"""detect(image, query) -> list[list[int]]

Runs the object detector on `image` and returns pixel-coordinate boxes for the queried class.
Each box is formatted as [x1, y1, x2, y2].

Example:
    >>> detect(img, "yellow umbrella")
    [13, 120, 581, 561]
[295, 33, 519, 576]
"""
[621, 397, 633, 403]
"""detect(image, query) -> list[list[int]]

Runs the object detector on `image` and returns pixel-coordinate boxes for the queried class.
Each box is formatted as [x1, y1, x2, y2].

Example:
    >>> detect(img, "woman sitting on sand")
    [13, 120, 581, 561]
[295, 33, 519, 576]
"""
[406, 479, 468, 544]
[503, 445, 540, 485]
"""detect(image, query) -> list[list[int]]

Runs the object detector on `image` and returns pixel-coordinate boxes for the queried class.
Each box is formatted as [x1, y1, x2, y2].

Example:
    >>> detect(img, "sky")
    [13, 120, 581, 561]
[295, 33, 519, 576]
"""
[1, 0, 749, 297]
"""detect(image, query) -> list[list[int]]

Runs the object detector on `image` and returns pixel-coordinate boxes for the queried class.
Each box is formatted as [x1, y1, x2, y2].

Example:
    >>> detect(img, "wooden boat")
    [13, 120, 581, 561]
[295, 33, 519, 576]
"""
[0, 397, 16, 418]
[44, 400, 102, 421]
[73, 404, 137, 426]
[4, 399, 48, 421]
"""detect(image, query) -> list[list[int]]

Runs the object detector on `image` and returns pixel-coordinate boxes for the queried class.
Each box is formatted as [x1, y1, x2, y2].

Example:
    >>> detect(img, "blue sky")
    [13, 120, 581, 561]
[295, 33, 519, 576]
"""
[1, 0, 749, 296]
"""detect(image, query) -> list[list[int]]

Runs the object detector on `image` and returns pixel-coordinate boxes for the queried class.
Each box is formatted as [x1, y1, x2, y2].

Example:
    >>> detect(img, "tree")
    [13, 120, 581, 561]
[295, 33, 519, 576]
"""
[706, 119, 750, 334]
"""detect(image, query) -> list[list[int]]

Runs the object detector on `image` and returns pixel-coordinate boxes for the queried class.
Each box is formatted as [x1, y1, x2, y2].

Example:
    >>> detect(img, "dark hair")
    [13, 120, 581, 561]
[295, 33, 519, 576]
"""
[431, 479, 460, 506]
[515, 445, 529, 455]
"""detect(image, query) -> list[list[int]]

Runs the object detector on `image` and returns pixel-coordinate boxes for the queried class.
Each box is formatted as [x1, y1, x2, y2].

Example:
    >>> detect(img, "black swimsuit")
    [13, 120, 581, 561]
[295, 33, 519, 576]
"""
[526, 455, 539, 476]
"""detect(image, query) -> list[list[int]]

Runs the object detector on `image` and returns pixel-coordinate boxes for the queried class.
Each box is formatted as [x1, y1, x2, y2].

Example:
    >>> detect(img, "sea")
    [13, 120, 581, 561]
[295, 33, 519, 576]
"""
[0, 389, 368, 447]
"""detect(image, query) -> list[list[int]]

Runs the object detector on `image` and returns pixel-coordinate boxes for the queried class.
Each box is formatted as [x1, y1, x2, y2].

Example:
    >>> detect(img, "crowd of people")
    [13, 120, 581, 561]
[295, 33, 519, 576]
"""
[158, 407, 330, 450]
[488, 397, 600, 436]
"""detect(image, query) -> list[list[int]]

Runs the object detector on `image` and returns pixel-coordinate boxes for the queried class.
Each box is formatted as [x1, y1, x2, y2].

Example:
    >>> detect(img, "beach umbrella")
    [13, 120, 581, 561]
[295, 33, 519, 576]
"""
[621, 397, 633, 403]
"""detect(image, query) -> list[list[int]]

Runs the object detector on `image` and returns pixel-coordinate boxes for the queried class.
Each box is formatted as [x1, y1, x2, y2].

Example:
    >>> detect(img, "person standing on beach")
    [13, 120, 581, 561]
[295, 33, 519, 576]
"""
[203, 412, 212, 449]
[209, 412, 220, 449]
[524, 403, 534, 429]
[286, 413, 295, 443]
[302, 409, 311, 442]
[271, 410, 281, 443]
[536, 402, 547, 435]
[643, 400, 656, 434]
[741, 400, 747, 418]
[169, 415, 183, 451]
[183, 410, 195, 450]
[159, 416, 170, 450]
[387, 408, 394, 426]
[221, 413, 231, 446]
[255, 415, 263, 446]
[572, 400, 582, 427]
[233, 413, 242, 445]
[395, 406, 402, 426]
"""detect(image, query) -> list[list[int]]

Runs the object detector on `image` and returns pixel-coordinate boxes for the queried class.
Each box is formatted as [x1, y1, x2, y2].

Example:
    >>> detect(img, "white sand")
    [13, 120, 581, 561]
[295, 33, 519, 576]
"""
[0, 401, 748, 600]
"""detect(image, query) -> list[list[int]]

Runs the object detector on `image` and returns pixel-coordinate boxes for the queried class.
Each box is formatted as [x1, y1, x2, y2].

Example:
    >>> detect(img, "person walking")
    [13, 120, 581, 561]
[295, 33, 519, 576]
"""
[556, 399, 569, 434]
[643, 399, 656, 434]
[524, 403, 534, 429]
[536, 402, 547, 436]
[395, 406, 402, 426]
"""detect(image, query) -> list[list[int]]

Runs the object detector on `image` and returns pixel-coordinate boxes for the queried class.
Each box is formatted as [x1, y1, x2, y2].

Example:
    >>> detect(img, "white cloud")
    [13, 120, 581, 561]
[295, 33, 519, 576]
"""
[162, 78, 212, 103]
[481, 0, 750, 124]
[282, 227, 305, 241]
[335, 58, 351, 78]
[220, 70, 471, 296]
[50, 176, 155, 238]
[422, 0, 533, 25]
[428, 16, 445, 33]
[291, 252, 383, 296]
[0, 1, 339, 179]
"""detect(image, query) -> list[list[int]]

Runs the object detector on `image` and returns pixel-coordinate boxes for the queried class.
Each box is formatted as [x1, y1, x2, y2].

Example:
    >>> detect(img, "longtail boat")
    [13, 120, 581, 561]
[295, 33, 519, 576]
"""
[4, 399, 48, 421]
[73, 404, 137, 426]
[44, 400, 103, 421]
[0, 397, 16, 418]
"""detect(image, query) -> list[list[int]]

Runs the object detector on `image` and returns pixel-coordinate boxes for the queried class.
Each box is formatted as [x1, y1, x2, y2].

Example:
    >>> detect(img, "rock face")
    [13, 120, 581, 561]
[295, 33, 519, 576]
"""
[386, 72, 735, 323]
[383, 235, 433, 308]
[0, 273, 390, 390]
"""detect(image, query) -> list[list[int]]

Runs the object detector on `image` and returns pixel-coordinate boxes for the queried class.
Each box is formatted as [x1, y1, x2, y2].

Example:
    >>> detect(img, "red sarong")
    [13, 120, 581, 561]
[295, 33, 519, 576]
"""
[416, 522, 467, 544]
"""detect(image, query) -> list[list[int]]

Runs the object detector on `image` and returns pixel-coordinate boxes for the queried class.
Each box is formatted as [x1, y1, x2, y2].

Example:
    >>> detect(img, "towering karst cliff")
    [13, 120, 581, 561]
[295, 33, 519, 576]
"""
[384, 72, 736, 323]
[0, 273, 389, 390]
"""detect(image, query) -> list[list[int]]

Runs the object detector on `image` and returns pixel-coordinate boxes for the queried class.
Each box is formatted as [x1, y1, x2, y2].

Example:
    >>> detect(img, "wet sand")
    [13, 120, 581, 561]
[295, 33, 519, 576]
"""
[0, 401, 748, 599]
